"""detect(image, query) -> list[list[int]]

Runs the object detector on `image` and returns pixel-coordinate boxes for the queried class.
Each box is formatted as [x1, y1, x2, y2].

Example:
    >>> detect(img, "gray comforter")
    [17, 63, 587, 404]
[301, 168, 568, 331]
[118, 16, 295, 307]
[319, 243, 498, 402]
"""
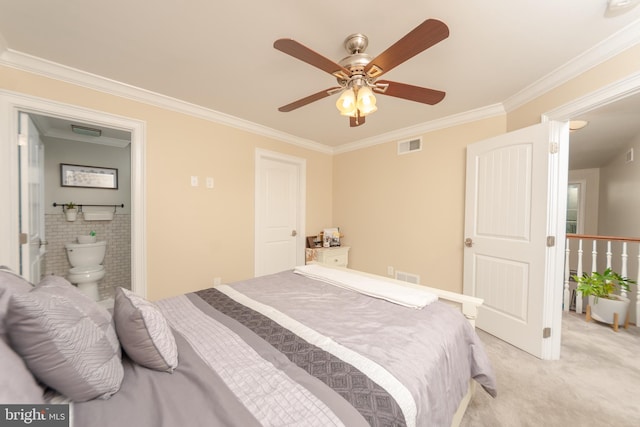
[73, 270, 496, 427]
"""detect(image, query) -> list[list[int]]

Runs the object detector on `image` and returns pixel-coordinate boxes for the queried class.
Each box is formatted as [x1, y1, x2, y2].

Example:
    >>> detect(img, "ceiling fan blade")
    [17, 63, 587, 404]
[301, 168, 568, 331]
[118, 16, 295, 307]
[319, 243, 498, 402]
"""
[364, 19, 449, 78]
[278, 87, 341, 112]
[375, 80, 445, 105]
[349, 112, 365, 127]
[274, 39, 352, 80]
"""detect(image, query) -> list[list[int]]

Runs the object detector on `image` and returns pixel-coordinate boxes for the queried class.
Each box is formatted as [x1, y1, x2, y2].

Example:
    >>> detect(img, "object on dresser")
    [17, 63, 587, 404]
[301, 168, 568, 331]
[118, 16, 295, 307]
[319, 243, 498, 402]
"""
[306, 236, 323, 249]
[323, 227, 341, 247]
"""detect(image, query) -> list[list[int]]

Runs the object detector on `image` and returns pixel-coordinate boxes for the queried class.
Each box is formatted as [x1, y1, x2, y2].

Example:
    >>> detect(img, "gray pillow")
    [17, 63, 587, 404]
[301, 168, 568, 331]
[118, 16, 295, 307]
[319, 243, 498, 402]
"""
[6, 276, 123, 401]
[0, 338, 44, 403]
[0, 266, 34, 344]
[114, 287, 178, 372]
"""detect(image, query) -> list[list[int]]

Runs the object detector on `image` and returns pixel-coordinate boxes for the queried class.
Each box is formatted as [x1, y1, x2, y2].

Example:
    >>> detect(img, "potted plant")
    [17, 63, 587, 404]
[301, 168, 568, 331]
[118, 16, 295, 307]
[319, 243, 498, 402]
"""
[573, 267, 636, 331]
[65, 202, 78, 221]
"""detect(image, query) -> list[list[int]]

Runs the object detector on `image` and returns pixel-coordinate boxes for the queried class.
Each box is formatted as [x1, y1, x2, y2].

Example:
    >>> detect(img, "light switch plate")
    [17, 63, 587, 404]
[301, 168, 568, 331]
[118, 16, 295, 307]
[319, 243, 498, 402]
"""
[190, 176, 198, 187]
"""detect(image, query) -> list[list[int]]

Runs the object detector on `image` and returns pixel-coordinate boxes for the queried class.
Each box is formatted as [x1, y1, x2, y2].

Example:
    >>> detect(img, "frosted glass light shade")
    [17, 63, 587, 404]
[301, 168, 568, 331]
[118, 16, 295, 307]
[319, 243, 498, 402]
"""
[356, 86, 377, 116]
[336, 90, 357, 116]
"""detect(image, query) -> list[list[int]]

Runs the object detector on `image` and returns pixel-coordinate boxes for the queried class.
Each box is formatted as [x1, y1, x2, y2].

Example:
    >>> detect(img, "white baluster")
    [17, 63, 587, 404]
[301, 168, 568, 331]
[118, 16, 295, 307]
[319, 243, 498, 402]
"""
[564, 239, 570, 312]
[591, 240, 598, 273]
[576, 239, 584, 314]
[620, 242, 628, 298]
[606, 241, 612, 270]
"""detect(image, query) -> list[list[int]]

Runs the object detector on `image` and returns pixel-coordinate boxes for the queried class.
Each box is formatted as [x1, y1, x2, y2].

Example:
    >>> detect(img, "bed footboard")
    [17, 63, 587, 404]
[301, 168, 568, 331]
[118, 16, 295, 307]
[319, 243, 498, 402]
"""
[331, 266, 484, 328]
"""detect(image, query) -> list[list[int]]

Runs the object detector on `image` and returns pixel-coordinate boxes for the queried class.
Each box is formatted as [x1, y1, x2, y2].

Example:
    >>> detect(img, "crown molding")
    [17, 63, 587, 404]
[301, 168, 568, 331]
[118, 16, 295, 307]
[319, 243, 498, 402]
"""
[333, 103, 506, 154]
[503, 18, 640, 113]
[542, 70, 640, 122]
[0, 48, 333, 155]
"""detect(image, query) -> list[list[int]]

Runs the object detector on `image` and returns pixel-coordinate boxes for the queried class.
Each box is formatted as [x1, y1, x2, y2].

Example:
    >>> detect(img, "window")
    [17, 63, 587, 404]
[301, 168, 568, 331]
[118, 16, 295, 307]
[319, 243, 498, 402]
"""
[566, 182, 584, 234]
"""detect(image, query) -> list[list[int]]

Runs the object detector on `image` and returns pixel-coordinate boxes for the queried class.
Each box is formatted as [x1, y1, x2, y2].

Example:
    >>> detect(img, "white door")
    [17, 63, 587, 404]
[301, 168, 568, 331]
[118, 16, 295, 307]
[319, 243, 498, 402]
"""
[18, 112, 45, 282]
[463, 121, 568, 360]
[255, 150, 306, 277]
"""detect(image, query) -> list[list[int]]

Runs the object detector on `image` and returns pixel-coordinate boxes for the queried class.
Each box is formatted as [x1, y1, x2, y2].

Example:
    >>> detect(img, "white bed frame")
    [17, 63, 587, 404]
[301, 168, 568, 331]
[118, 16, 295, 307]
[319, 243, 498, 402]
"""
[331, 267, 484, 427]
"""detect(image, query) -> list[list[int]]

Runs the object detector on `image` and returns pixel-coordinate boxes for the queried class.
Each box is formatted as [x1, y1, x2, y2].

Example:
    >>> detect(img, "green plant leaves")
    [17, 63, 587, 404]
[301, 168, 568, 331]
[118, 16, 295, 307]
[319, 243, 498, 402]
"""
[572, 267, 636, 299]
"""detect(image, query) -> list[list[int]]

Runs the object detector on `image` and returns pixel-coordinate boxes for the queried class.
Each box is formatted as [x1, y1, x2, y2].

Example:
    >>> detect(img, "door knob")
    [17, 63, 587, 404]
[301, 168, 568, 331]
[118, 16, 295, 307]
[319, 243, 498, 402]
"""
[464, 238, 473, 247]
[291, 230, 297, 237]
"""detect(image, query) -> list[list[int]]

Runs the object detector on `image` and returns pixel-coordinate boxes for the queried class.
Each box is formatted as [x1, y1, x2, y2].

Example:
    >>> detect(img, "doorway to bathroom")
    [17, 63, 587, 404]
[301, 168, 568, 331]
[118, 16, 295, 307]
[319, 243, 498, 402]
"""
[0, 91, 147, 299]
[28, 112, 132, 303]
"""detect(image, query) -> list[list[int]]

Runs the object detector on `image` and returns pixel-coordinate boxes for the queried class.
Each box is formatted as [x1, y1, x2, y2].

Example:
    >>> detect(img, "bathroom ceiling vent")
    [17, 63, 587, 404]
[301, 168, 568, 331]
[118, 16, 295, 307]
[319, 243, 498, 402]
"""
[397, 137, 422, 155]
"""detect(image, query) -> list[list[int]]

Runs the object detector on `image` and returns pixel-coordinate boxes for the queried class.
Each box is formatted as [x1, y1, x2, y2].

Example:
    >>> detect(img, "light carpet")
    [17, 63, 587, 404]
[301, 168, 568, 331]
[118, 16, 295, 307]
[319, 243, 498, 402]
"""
[460, 312, 640, 427]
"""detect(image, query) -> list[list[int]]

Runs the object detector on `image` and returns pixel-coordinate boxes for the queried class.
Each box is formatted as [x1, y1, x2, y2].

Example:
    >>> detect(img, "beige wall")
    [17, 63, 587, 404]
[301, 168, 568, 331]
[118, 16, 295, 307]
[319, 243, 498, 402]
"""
[2, 40, 640, 298]
[0, 65, 333, 300]
[333, 116, 506, 293]
[598, 134, 640, 238]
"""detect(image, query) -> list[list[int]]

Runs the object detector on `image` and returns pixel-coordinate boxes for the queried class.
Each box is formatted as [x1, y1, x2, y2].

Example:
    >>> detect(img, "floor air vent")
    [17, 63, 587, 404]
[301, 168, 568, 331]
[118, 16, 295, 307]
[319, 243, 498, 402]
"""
[395, 271, 420, 284]
[397, 137, 422, 155]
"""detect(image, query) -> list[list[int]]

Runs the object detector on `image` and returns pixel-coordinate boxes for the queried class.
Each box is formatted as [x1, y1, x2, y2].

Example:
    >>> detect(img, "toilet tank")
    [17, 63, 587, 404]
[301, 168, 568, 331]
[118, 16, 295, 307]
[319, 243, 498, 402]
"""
[65, 241, 107, 267]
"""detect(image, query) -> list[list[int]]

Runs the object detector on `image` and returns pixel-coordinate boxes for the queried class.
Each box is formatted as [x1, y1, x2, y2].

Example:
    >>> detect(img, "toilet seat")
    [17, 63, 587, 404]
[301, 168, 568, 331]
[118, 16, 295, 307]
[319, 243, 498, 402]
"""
[69, 265, 104, 275]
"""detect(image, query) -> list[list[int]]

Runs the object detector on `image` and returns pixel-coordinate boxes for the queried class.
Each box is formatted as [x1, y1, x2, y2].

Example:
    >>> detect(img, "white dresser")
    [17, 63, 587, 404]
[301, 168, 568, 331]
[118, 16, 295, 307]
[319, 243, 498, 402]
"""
[305, 246, 350, 267]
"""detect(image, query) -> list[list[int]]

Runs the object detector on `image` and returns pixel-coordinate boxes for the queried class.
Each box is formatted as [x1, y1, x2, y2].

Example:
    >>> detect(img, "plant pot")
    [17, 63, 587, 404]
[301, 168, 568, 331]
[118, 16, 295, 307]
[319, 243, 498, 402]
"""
[65, 208, 78, 222]
[77, 235, 97, 244]
[588, 294, 630, 325]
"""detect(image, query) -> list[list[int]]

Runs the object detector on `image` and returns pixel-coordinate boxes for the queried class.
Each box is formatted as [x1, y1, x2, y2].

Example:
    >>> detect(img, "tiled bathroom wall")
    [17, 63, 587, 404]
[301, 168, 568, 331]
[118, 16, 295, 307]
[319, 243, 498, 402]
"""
[43, 212, 131, 300]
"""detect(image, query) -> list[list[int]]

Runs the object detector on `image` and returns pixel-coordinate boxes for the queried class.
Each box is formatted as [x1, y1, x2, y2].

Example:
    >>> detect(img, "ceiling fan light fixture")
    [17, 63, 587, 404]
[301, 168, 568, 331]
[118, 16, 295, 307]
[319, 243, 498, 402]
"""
[605, 0, 640, 16]
[569, 120, 589, 132]
[356, 86, 377, 116]
[336, 89, 357, 116]
[275, 19, 450, 126]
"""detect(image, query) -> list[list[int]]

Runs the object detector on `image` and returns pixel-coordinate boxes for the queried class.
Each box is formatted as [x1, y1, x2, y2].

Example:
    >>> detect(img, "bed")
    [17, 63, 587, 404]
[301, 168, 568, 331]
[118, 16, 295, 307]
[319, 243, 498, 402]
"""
[1, 264, 496, 427]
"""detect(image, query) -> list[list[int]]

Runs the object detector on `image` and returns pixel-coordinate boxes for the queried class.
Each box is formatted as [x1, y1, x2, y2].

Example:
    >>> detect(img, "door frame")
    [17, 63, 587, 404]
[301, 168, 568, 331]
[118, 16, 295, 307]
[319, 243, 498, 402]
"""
[254, 148, 306, 276]
[541, 71, 640, 357]
[0, 90, 147, 297]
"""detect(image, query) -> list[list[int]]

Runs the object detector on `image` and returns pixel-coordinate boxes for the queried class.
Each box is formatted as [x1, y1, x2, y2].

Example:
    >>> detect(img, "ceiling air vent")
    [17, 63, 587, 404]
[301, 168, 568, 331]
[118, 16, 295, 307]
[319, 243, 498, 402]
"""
[397, 137, 422, 155]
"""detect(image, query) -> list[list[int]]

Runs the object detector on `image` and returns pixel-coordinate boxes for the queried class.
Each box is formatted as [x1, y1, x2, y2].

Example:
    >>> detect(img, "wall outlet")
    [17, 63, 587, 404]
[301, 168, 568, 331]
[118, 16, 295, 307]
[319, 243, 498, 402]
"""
[387, 266, 394, 276]
[213, 277, 222, 286]
[206, 177, 214, 188]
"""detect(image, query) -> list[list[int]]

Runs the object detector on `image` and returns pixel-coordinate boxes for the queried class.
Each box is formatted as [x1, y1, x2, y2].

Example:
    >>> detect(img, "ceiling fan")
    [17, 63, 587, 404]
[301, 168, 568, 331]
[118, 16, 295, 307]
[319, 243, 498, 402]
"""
[274, 19, 449, 127]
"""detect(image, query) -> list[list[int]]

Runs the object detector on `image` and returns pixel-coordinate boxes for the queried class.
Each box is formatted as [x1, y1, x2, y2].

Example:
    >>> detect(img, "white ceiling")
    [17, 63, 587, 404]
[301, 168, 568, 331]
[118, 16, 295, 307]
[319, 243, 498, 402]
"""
[1, 1, 640, 164]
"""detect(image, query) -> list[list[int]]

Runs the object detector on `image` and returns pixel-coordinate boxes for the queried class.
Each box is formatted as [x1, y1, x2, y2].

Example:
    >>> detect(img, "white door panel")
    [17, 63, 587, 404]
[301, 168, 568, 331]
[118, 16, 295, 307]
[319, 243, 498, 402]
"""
[464, 122, 568, 359]
[255, 150, 305, 277]
[19, 112, 45, 282]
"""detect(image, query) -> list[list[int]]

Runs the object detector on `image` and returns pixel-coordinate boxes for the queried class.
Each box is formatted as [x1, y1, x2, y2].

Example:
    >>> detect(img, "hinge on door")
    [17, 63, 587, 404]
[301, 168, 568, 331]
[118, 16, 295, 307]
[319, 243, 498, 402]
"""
[546, 236, 555, 247]
[18, 133, 28, 146]
[19, 233, 28, 245]
[549, 142, 559, 154]
[543, 327, 551, 339]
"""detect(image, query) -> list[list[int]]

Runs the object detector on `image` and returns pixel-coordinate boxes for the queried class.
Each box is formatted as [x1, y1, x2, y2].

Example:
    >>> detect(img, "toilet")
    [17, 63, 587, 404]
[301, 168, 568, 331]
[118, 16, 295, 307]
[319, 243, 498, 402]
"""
[65, 240, 107, 301]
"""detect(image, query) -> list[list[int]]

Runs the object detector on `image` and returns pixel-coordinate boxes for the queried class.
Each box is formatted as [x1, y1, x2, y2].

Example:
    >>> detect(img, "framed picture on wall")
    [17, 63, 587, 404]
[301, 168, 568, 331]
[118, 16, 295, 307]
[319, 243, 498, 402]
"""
[60, 163, 118, 189]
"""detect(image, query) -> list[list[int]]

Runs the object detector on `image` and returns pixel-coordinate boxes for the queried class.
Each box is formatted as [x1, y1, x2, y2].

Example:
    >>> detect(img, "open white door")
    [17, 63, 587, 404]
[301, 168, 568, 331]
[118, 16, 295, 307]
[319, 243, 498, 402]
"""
[255, 149, 306, 277]
[463, 121, 568, 360]
[18, 112, 45, 282]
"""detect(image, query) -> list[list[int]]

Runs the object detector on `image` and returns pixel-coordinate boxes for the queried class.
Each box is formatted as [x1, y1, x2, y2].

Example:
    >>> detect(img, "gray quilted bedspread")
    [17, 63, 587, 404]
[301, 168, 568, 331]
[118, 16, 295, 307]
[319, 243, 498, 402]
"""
[72, 270, 496, 427]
